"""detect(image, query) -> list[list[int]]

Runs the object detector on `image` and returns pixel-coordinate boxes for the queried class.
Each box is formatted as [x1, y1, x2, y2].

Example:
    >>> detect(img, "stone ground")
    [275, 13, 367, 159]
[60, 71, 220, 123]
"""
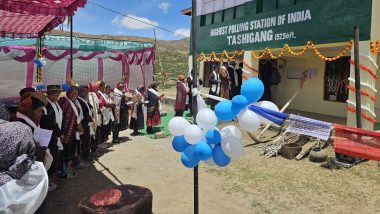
[45, 118, 380, 214]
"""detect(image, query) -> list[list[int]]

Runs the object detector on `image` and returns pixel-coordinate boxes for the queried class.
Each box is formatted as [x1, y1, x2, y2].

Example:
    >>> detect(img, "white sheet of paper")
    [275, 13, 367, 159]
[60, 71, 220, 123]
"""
[35, 128, 53, 147]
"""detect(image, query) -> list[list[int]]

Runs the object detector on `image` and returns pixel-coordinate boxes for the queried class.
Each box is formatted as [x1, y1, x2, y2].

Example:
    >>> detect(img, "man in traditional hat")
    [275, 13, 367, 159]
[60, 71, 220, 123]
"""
[40, 85, 64, 191]
[227, 61, 239, 98]
[77, 85, 93, 159]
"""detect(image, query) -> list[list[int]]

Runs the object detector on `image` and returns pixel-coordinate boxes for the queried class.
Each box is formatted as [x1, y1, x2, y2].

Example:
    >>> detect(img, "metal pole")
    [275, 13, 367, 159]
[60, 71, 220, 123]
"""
[70, 15, 74, 80]
[191, 0, 199, 214]
[354, 26, 362, 129]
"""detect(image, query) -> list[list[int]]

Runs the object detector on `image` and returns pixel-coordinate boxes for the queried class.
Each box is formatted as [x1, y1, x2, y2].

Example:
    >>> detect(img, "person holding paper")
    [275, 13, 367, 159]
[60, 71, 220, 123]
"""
[11, 89, 50, 213]
[40, 85, 64, 191]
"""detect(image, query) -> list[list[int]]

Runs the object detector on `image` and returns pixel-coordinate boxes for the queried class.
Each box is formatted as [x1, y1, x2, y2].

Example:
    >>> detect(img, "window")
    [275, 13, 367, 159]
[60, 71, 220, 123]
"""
[214, 11, 223, 23]
[262, 0, 277, 12]
[224, 7, 235, 21]
[324, 57, 350, 103]
[205, 13, 213, 25]
[235, 5, 245, 18]
[295, 0, 313, 4]
[200, 15, 206, 26]
[277, 0, 295, 8]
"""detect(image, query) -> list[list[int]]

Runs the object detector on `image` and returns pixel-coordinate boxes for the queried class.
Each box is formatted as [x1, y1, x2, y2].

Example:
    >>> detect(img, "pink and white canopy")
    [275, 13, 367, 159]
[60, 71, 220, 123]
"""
[0, 0, 87, 16]
[0, 10, 64, 38]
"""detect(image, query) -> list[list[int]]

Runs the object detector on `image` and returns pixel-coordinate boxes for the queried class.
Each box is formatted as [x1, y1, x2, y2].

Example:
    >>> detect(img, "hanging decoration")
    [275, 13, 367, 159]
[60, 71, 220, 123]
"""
[346, 105, 376, 124]
[347, 85, 377, 102]
[197, 40, 353, 62]
[348, 59, 378, 79]
[370, 40, 380, 54]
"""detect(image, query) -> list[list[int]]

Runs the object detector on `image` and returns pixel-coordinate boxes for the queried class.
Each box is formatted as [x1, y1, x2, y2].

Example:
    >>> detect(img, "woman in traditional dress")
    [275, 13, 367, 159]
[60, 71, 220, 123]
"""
[146, 82, 164, 134]
[112, 82, 129, 143]
[58, 86, 82, 179]
[88, 82, 101, 152]
[219, 63, 230, 99]
[174, 75, 189, 117]
[130, 85, 145, 136]
[97, 82, 113, 143]
[104, 85, 115, 138]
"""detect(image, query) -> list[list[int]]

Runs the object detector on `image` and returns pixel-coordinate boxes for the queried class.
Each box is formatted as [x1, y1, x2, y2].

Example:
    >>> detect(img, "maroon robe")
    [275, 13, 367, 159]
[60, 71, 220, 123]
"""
[174, 81, 188, 111]
[58, 97, 80, 144]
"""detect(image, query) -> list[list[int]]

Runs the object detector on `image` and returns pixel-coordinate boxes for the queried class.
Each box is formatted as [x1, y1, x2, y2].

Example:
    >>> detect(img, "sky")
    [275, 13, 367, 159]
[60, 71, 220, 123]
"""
[62, 0, 192, 40]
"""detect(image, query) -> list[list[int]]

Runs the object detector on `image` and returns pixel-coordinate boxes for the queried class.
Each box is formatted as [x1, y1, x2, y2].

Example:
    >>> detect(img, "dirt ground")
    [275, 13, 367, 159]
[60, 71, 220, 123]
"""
[46, 106, 380, 214]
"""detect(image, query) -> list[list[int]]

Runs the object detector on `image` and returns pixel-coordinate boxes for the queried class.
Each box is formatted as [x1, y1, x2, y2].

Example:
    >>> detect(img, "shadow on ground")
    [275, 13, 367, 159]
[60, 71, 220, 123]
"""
[45, 144, 125, 214]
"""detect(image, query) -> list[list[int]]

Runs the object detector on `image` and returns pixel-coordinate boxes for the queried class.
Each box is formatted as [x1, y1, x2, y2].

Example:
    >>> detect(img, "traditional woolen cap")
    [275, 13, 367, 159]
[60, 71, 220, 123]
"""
[178, 75, 186, 81]
[67, 86, 79, 95]
[47, 85, 62, 92]
[19, 87, 36, 101]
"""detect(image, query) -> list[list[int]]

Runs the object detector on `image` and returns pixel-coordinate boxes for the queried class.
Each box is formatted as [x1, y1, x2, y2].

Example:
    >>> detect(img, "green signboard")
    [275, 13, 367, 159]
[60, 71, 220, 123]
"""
[195, 0, 372, 54]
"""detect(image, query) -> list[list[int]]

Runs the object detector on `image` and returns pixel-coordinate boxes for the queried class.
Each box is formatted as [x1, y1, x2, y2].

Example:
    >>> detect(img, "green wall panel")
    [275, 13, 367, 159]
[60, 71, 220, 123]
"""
[196, 0, 372, 53]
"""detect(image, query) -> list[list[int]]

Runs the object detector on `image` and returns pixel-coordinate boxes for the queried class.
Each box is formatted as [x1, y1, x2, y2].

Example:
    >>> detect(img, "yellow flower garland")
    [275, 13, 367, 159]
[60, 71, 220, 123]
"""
[197, 40, 354, 62]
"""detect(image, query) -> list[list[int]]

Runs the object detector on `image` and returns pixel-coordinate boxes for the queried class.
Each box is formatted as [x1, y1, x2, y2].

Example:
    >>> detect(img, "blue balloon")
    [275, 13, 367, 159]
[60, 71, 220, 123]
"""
[215, 100, 239, 121]
[241, 78, 264, 103]
[62, 83, 70, 92]
[194, 141, 213, 160]
[232, 95, 249, 111]
[34, 59, 43, 68]
[213, 144, 231, 167]
[172, 135, 191, 152]
[181, 145, 200, 168]
[205, 129, 221, 144]
[36, 84, 46, 91]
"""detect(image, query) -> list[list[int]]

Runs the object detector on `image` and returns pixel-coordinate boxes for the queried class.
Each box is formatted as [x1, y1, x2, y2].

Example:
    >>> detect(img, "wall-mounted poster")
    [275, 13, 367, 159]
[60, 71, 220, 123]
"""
[324, 57, 350, 102]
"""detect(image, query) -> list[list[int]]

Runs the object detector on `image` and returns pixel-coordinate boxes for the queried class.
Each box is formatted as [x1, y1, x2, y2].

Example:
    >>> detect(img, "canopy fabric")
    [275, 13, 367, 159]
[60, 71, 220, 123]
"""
[0, 46, 155, 63]
[0, 0, 87, 16]
[0, 35, 154, 51]
[0, 48, 155, 99]
[0, 10, 64, 38]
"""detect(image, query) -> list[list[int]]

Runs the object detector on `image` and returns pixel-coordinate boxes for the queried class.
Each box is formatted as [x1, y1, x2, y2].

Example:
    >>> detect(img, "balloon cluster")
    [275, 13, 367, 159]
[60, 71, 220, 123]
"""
[35, 82, 46, 91]
[169, 77, 280, 169]
[34, 57, 47, 68]
[214, 78, 279, 132]
[169, 108, 244, 168]
[62, 76, 79, 92]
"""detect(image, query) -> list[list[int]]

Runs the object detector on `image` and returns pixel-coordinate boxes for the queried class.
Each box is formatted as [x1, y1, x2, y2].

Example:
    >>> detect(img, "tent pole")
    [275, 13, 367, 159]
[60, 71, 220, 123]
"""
[70, 15, 74, 80]
[354, 26, 362, 129]
[191, 0, 199, 214]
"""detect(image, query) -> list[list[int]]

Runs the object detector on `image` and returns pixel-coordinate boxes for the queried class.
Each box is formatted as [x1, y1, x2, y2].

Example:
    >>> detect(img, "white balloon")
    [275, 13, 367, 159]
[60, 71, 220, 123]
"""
[221, 125, 241, 139]
[221, 136, 244, 159]
[204, 156, 217, 166]
[168, 117, 190, 136]
[237, 108, 261, 132]
[196, 108, 217, 131]
[184, 125, 203, 144]
[253, 101, 280, 124]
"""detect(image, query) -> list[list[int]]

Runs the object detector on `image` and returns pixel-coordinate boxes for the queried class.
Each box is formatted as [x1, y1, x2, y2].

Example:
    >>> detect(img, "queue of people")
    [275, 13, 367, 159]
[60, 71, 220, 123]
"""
[0, 81, 163, 213]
